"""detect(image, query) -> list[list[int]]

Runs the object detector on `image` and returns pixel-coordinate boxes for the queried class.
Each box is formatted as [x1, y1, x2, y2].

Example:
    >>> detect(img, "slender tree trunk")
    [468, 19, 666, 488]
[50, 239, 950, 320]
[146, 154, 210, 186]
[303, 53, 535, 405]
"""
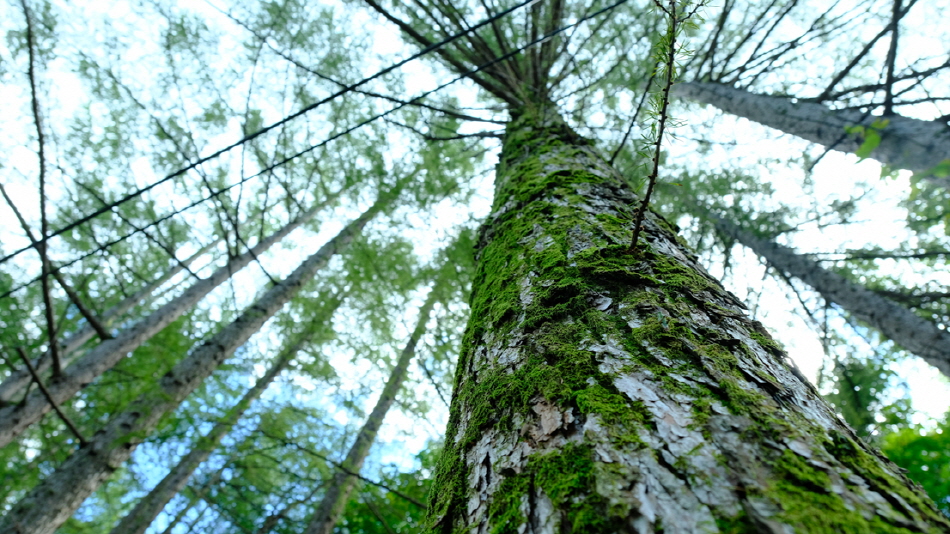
[0, 196, 388, 534]
[710, 213, 950, 379]
[304, 289, 438, 534]
[425, 105, 949, 533]
[108, 315, 335, 534]
[157, 467, 225, 534]
[0, 240, 220, 407]
[0, 199, 330, 448]
[673, 81, 950, 189]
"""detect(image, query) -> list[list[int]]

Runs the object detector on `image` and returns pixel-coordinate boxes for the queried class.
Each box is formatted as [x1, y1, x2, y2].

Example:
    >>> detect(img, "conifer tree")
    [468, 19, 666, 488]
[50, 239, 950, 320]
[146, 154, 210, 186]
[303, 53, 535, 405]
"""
[305, 286, 439, 534]
[707, 212, 950, 379]
[1, 0, 948, 531]
[108, 302, 341, 534]
[0, 196, 388, 534]
[352, 1, 950, 530]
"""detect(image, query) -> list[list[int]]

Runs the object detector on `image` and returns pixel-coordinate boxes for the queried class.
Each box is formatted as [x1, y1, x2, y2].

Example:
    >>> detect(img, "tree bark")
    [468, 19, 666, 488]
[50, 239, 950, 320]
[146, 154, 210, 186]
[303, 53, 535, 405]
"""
[0, 196, 387, 534]
[424, 106, 949, 533]
[108, 318, 333, 534]
[304, 289, 438, 534]
[673, 82, 950, 189]
[0, 199, 330, 448]
[710, 213, 950, 379]
[0, 239, 220, 407]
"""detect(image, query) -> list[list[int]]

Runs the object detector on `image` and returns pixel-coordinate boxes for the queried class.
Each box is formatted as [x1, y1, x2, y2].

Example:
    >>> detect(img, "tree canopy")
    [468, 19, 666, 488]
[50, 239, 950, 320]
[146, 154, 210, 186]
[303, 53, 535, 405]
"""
[0, 0, 948, 531]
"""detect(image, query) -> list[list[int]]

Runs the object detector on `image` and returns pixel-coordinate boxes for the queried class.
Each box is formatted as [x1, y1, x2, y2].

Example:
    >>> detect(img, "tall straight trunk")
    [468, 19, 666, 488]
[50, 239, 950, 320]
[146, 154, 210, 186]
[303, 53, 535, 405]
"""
[108, 314, 336, 534]
[0, 196, 387, 534]
[304, 289, 438, 534]
[710, 213, 950, 379]
[0, 198, 332, 448]
[157, 466, 225, 534]
[673, 82, 950, 189]
[0, 239, 220, 407]
[425, 105, 948, 533]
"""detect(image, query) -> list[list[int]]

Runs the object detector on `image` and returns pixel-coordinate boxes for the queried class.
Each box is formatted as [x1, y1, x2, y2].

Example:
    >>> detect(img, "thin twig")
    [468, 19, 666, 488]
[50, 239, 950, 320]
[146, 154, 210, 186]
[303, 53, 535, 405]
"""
[262, 430, 426, 509]
[14, 347, 87, 445]
[0, 184, 113, 342]
[882, 0, 901, 115]
[631, 0, 680, 252]
[20, 0, 63, 376]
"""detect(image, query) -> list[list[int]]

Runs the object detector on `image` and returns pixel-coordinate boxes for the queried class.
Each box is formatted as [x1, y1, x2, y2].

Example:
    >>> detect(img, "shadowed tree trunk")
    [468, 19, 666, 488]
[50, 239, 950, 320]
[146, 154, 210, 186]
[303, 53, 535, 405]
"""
[673, 82, 950, 189]
[0, 194, 338, 448]
[304, 288, 439, 534]
[108, 308, 339, 534]
[0, 239, 220, 406]
[0, 195, 389, 534]
[425, 104, 949, 533]
[709, 212, 950, 379]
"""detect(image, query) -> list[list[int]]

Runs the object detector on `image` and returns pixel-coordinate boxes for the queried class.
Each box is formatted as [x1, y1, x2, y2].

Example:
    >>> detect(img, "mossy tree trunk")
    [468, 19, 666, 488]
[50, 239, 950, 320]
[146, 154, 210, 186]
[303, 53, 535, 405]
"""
[425, 104, 949, 533]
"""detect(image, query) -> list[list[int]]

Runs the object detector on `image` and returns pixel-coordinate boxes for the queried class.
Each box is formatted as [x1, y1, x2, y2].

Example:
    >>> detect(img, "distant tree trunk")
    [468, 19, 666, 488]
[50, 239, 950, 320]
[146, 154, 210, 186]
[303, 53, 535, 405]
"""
[0, 196, 388, 534]
[0, 239, 220, 407]
[710, 212, 950, 379]
[108, 313, 336, 534]
[425, 105, 949, 533]
[304, 289, 438, 534]
[673, 81, 950, 189]
[0, 197, 333, 448]
[157, 468, 225, 534]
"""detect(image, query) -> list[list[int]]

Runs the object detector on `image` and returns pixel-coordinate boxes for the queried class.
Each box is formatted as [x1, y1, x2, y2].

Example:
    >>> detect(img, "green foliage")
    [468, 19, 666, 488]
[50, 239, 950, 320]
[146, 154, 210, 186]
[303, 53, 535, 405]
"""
[844, 118, 889, 161]
[822, 352, 912, 440]
[2, 0, 948, 532]
[881, 417, 950, 517]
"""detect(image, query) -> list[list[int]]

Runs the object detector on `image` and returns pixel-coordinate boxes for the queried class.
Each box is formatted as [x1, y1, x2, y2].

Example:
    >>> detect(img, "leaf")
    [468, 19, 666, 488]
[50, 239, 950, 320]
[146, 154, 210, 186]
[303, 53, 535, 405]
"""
[855, 129, 881, 160]
[926, 159, 950, 178]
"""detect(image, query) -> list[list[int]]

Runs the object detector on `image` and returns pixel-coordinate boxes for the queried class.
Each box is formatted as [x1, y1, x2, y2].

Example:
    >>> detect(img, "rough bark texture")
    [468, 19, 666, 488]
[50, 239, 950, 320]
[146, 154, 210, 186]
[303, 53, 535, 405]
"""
[673, 82, 950, 190]
[0, 202, 324, 448]
[424, 106, 949, 533]
[711, 214, 950, 379]
[0, 240, 219, 407]
[0, 198, 385, 534]
[303, 290, 438, 534]
[108, 322, 326, 534]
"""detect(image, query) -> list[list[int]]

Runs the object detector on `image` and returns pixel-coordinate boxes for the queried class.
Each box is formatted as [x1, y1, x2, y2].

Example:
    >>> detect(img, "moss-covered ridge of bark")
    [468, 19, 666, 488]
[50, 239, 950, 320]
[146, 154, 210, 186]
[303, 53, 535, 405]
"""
[425, 108, 948, 533]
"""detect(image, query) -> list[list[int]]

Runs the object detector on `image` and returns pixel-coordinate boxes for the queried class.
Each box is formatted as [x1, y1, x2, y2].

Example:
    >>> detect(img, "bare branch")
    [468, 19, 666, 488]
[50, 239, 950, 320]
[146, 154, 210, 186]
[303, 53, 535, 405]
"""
[13, 347, 87, 446]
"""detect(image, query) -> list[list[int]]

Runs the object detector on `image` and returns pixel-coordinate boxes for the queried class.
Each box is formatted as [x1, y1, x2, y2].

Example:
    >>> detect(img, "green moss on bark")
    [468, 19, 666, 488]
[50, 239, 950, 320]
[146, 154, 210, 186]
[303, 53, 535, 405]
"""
[426, 107, 948, 534]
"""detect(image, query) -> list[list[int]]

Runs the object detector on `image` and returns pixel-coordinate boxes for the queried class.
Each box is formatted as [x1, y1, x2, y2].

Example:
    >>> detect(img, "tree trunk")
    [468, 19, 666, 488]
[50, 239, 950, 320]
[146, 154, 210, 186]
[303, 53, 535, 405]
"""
[0, 196, 387, 534]
[710, 213, 950, 379]
[673, 82, 950, 189]
[0, 239, 220, 407]
[108, 315, 335, 534]
[425, 106, 949, 533]
[157, 467, 225, 534]
[304, 289, 438, 534]
[0, 198, 331, 448]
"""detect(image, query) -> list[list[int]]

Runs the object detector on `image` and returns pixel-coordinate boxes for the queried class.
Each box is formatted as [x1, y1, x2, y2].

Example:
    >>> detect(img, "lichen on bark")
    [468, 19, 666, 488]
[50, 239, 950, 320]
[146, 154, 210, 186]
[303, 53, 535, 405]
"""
[425, 104, 950, 534]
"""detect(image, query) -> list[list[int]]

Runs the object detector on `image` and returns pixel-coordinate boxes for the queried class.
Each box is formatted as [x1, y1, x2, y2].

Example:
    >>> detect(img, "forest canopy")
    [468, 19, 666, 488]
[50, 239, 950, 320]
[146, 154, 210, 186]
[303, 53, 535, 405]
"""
[0, 0, 948, 532]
